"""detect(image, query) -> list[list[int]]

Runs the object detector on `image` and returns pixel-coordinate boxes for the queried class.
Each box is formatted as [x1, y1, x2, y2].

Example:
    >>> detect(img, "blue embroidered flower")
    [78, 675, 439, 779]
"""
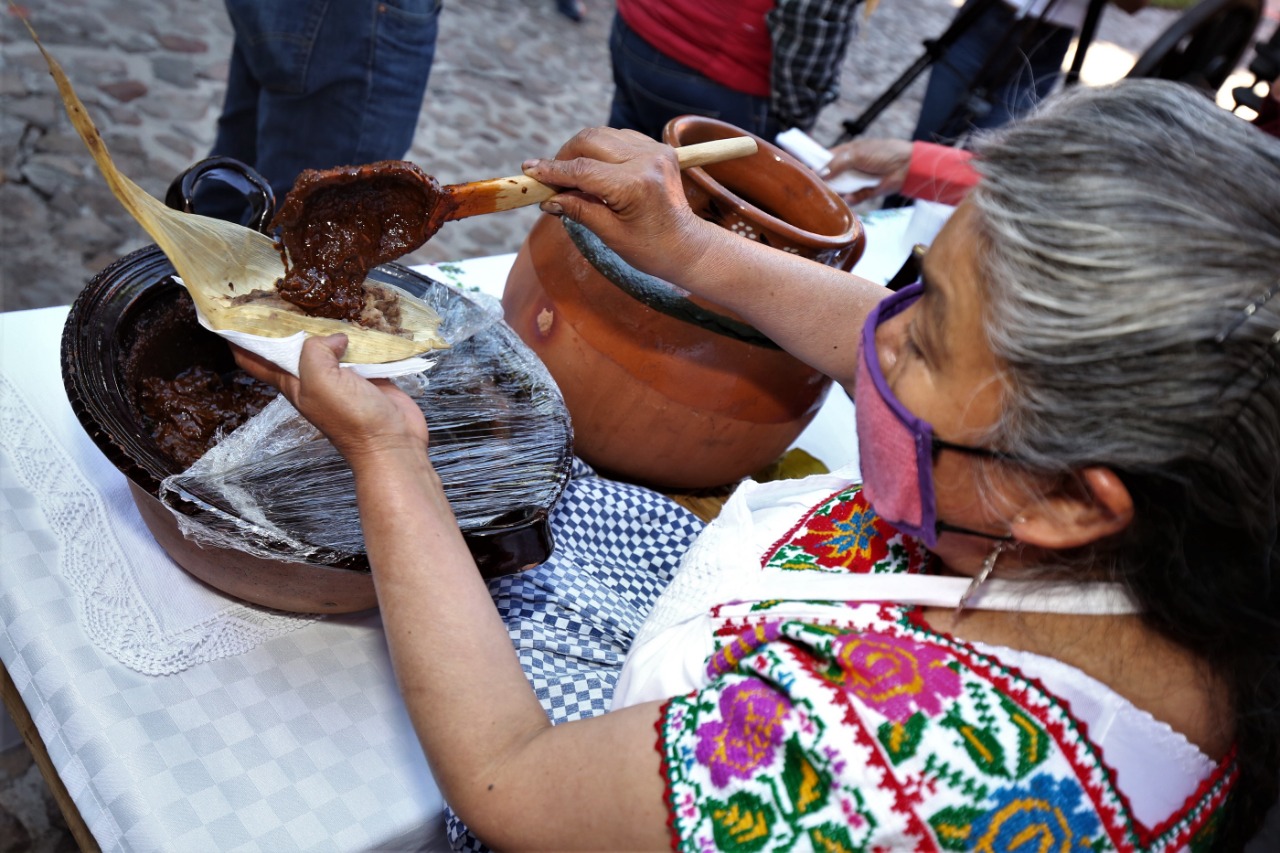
[968, 775, 1101, 851]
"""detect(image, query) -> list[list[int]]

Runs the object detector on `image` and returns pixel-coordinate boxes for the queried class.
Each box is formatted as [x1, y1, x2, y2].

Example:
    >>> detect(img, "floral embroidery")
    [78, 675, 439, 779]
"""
[705, 622, 783, 680]
[828, 632, 962, 722]
[695, 681, 792, 788]
[763, 488, 928, 575]
[660, 487, 1234, 852]
[933, 774, 1102, 852]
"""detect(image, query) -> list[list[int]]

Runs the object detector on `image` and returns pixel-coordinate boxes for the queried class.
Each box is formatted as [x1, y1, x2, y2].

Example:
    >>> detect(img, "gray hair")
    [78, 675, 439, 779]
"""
[967, 79, 1280, 841]
[971, 79, 1280, 478]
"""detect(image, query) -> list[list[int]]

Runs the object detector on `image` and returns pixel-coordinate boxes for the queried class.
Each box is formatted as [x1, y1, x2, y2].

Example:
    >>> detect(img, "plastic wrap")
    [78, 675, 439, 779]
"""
[157, 265, 574, 568]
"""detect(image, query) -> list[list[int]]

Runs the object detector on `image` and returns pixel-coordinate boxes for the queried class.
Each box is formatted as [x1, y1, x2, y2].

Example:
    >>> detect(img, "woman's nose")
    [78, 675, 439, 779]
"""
[874, 308, 909, 377]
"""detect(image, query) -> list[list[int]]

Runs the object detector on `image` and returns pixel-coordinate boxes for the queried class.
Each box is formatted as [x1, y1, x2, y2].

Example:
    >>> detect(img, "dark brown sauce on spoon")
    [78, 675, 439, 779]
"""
[270, 160, 460, 322]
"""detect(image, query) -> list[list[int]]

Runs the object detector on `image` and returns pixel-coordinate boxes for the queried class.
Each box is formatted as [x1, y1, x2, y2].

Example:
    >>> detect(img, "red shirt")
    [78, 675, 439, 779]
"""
[617, 0, 775, 97]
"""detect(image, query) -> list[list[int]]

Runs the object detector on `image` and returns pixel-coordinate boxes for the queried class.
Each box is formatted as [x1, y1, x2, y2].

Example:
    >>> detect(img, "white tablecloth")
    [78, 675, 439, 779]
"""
[0, 208, 917, 852]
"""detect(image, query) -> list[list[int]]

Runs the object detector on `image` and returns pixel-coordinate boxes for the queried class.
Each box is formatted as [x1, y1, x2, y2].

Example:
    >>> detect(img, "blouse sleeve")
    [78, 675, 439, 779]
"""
[653, 617, 1222, 851]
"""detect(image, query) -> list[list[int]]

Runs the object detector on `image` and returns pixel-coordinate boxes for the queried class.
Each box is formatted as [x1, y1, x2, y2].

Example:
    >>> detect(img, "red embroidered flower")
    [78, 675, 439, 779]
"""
[790, 492, 893, 572]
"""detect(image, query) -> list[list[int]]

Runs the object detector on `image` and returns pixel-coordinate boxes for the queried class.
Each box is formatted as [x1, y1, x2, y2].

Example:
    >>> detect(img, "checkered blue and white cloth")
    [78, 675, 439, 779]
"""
[445, 460, 704, 851]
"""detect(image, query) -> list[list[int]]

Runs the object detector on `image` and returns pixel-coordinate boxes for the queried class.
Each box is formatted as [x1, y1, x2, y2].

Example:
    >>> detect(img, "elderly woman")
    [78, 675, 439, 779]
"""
[237, 79, 1279, 850]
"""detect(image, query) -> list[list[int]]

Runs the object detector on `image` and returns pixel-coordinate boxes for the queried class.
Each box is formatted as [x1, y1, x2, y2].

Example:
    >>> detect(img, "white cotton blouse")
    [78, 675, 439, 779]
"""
[612, 467, 1218, 829]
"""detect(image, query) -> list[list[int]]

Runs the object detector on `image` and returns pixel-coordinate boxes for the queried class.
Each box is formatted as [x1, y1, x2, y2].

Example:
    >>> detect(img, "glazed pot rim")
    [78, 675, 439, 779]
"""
[662, 115, 860, 249]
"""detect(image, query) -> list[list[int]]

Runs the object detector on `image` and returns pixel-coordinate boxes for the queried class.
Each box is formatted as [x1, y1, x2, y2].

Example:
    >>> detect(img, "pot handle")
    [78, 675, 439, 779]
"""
[562, 217, 780, 350]
[164, 156, 276, 235]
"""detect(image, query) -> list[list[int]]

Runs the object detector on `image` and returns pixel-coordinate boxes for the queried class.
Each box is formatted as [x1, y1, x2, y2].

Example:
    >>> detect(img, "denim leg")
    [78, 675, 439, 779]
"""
[912, 0, 1021, 143]
[210, 40, 260, 169]
[200, 0, 439, 221]
[975, 23, 1073, 129]
[911, 0, 1072, 144]
[608, 14, 773, 141]
[343, 0, 441, 164]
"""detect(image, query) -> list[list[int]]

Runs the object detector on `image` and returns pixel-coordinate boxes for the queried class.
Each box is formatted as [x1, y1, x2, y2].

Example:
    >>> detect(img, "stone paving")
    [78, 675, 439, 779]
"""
[0, 0, 1205, 314]
[8, 0, 1278, 848]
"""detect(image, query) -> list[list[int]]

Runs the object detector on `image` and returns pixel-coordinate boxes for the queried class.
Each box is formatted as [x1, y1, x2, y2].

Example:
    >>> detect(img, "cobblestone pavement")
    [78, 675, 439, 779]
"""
[0, 0, 1207, 314]
[4, 0, 1273, 848]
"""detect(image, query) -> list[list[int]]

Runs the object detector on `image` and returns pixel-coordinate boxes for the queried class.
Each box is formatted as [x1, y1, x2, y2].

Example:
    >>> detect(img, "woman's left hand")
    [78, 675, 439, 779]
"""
[233, 334, 430, 467]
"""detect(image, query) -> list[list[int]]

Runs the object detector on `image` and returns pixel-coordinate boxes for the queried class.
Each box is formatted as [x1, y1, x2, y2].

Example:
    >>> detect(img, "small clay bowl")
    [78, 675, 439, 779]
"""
[663, 115, 863, 270]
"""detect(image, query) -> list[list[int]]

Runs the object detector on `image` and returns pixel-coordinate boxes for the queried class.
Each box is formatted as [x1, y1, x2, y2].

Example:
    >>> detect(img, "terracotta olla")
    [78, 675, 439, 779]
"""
[502, 116, 864, 490]
[61, 159, 573, 614]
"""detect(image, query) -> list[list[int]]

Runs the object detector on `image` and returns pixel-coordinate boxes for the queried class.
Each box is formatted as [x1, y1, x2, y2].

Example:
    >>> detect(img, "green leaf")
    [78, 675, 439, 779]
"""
[877, 712, 926, 765]
[928, 805, 987, 851]
[782, 736, 830, 815]
[941, 709, 1009, 777]
[998, 694, 1049, 776]
[808, 822, 861, 853]
[708, 792, 776, 853]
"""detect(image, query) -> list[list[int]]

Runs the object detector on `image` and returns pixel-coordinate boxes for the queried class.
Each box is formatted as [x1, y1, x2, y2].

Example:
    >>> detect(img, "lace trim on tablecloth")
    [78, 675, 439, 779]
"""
[0, 374, 316, 676]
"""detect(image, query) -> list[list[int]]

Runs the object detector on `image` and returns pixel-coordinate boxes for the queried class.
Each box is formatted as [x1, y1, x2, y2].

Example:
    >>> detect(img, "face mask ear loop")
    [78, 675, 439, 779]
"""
[956, 540, 1008, 616]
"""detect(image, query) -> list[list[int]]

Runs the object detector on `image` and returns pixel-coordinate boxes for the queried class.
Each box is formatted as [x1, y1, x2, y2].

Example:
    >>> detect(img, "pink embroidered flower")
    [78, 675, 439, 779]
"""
[679, 792, 698, 819]
[829, 632, 961, 722]
[694, 681, 793, 788]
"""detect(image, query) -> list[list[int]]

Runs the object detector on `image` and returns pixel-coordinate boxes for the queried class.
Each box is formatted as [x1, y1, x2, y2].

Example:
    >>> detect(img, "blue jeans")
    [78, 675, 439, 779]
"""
[912, 0, 1074, 144]
[198, 0, 441, 221]
[607, 14, 775, 142]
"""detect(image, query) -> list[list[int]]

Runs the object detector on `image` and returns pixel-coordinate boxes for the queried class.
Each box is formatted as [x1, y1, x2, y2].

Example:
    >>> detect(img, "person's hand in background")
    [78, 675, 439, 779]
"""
[822, 137, 913, 204]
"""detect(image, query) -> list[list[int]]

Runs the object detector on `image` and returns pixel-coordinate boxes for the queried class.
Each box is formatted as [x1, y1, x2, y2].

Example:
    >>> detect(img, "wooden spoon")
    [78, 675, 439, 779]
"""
[270, 137, 758, 325]
[443, 136, 758, 219]
[29, 15, 758, 363]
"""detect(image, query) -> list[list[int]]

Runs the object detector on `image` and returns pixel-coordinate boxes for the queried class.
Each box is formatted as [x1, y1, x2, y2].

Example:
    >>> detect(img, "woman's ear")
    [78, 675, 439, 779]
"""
[1010, 467, 1134, 550]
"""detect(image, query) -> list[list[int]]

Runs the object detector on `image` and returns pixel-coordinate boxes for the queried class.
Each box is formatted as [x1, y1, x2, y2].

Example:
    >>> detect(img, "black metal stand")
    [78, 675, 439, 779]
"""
[1064, 0, 1108, 86]
[1232, 22, 1280, 113]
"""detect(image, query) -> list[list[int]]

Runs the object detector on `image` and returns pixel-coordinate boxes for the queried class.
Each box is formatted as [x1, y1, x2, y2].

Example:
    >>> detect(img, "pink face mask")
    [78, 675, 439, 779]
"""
[854, 282, 1013, 547]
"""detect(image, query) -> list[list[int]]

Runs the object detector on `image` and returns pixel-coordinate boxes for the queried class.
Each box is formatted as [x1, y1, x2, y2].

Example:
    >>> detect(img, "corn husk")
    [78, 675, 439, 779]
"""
[24, 17, 446, 363]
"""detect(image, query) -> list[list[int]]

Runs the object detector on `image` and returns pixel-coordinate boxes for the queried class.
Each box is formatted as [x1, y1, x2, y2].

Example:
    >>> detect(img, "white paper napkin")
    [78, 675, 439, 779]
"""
[775, 127, 880, 196]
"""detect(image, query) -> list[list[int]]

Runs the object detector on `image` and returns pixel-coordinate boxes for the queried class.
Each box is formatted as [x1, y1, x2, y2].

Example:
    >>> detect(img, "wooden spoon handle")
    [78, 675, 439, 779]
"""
[443, 136, 759, 221]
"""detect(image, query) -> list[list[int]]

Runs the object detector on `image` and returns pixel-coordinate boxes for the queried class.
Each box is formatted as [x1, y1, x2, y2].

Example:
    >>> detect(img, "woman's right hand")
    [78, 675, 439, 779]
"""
[823, 137, 913, 204]
[521, 127, 721, 284]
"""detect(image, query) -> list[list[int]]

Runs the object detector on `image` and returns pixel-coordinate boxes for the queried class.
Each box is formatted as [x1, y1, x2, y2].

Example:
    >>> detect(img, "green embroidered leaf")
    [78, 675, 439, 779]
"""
[808, 822, 861, 853]
[941, 709, 1009, 778]
[775, 545, 821, 572]
[877, 712, 926, 765]
[928, 805, 986, 851]
[708, 792, 776, 853]
[998, 694, 1049, 776]
[782, 736, 830, 816]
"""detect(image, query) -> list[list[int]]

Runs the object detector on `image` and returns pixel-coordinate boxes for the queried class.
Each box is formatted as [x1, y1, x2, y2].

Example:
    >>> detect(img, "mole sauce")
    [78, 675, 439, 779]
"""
[269, 160, 458, 323]
[139, 366, 278, 469]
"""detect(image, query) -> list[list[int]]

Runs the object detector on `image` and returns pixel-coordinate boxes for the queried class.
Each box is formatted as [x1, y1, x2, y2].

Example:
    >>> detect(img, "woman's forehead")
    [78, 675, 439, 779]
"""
[921, 204, 1001, 373]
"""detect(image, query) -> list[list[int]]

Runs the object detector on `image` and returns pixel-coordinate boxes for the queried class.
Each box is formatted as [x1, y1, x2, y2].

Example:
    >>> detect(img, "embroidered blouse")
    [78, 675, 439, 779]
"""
[622, 476, 1234, 851]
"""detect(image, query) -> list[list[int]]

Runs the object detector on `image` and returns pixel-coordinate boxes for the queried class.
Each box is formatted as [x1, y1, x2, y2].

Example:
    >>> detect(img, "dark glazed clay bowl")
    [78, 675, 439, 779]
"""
[62, 244, 574, 614]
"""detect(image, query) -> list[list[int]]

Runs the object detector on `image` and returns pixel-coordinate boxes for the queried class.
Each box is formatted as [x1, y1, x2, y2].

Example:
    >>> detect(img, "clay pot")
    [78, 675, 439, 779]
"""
[502, 117, 864, 490]
[663, 115, 863, 269]
[60, 159, 573, 614]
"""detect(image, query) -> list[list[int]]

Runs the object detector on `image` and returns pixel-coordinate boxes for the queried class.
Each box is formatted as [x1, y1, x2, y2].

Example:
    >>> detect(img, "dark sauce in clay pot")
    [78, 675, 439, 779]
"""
[122, 290, 277, 469]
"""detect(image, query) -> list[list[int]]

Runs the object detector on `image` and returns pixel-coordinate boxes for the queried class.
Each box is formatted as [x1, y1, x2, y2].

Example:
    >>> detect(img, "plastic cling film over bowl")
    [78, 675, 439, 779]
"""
[157, 263, 573, 570]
